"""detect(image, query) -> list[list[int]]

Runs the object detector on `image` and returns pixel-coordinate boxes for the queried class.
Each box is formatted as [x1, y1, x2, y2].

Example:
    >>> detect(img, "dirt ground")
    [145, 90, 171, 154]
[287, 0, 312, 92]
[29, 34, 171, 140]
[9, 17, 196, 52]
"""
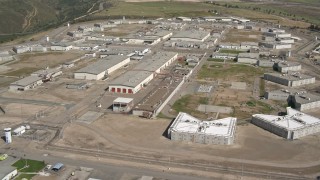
[4, 103, 50, 116]
[56, 113, 320, 166]
[221, 29, 262, 43]
[1, 51, 82, 76]
[104, 24, 155, 37]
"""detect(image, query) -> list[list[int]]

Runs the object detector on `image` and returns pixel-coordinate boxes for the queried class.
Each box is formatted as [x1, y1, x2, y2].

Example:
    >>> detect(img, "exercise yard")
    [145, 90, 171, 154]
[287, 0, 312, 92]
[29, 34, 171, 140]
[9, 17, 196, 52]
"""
[12, 158, 46, 180]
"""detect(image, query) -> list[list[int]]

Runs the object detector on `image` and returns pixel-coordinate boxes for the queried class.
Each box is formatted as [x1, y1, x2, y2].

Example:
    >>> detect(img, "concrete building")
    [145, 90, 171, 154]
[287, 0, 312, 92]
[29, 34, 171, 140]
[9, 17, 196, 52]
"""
[168, 112, 237, 145]
[108, 52, 178, 94]
[259, 41, 292, 49]
[0, 156, 18, 180]
[264, 72, 315, 87]
[219, 43, 241, 50]
[257, 59, 275, 67]
[13, 126, 26, 136]
[12, 46, 30, 54]
[201, 16, 233, 22]
[275, 61, 301, 73]
[212, 53, 237, 60]
[9, 76, 43, 91]
[170, 30, 210, 42]
[237, 53, 259, 64]
[67, 31, 84, 38]
[292, 92, 320, 111]
[264, 89, 300, 101]
[51, 42, 73, 51]
[31, 68, 62, 80]
[74, 55, 130, 80]
[176, 17, 192, 21]
[252, 107, 320, 140]
[0, 54, 14, 62]
[30, 45, 47, 52]
[112, 97, 134, 112]
[240, 42, 259, 50]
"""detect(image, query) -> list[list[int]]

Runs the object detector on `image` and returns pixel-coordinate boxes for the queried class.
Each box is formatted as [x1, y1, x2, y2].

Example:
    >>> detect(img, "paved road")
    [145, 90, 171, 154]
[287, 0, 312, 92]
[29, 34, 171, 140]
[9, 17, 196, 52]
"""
[2, 147, 211, 180]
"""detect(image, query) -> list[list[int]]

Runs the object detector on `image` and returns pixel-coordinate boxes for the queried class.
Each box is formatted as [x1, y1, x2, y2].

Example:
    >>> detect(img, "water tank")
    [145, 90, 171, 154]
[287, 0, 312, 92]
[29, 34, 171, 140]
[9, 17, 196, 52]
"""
[4, 128, 12, 144]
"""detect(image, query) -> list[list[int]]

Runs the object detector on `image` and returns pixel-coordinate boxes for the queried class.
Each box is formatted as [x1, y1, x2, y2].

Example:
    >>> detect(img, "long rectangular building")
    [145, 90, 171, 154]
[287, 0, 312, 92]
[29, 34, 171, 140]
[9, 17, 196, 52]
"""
[10, 76, 43, 91]
[108, 52, 178, 94]
[74, 55, 130, 80]
[168, 112, 237, 145]
[264, 72, 315, 87]
[252, 107, 320, 139]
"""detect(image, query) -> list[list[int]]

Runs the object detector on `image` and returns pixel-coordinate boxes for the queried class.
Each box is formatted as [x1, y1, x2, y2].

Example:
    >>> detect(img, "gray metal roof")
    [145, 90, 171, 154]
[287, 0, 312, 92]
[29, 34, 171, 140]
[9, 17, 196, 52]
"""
[76, 55, 128, 75]
[11, 76, 43, 87]
[109, 52, 177, 88]
[276, 61, 301, 68]
[52, 163, 64, 170]
[265, 72, 315, 81]
[0, 156, 17, 179]
[171, 31, 210, 40]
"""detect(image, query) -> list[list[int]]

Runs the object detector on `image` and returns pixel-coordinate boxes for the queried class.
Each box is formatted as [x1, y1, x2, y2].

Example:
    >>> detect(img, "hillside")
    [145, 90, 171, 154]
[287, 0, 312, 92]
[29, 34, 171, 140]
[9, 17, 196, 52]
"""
[0, 0, 102, 35]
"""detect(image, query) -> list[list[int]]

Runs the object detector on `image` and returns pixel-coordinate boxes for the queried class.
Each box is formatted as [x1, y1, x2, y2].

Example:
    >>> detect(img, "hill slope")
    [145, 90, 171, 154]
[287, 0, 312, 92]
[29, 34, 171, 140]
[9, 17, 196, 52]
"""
[0, 0, 101, 34]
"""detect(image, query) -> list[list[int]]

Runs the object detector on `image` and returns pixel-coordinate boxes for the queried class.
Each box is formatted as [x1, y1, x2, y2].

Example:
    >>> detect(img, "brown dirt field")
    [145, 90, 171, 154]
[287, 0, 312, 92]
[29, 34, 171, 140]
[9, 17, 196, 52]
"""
[1, 51, 82, 76]
[0, 116, 23, 130]
[221, 29, 262, 43]
[56, 113, 320, 165]
[4, 103, 50, 116]
[104, 24, 155, 37]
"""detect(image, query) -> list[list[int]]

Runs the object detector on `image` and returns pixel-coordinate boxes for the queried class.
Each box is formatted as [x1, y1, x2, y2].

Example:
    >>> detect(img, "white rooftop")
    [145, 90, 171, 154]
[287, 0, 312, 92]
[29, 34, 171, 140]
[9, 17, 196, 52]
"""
[253, 107, 320, 130]
[113, 97, 133, 104]
[171, 112, 237, 137]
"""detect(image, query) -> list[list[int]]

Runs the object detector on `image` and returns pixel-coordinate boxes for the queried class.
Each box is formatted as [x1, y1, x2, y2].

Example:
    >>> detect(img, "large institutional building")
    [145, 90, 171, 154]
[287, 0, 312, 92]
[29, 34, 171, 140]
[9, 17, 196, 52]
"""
[108, 52, 178, 94]
[168, 112, 237, 145]
[264, 72, 315, 87]
[252, 107, 320, 140]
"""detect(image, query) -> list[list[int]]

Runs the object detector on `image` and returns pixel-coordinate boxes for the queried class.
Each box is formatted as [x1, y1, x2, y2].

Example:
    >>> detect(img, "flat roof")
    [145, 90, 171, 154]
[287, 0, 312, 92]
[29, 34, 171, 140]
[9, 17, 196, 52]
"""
[76, 55, 128, 75]
[32, 68, 62, 75]
[171, 30, 210, 40]
[293, 92, 320, 104]
[276, 61, 301, 68]
[113, 97, 133, 104]
[171, 112, 237, 137]
[253, 107, 320, 130]
[0, 156, 17, 178]
[238, 53, 259, 58]
[11, 76, 43, 87]
[264, 72, 315, 81]
[109, 52, 177, 88]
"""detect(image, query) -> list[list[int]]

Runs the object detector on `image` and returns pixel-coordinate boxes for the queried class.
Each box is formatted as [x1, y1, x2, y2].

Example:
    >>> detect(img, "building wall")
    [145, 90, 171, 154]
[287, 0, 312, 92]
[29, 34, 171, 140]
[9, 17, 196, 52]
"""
[264, 74, 290, 86]
[251, 116, 289, 139]
[258, 60, 274, 67]
[278, 65, 301, 73]
[275, 44, 292, 49]
[2, 169, 18, 180]
[291, 77, 315, 87]
[294, 100, 320, 111]
[264, 91, 290, 101]
[74, 72, 105, 80]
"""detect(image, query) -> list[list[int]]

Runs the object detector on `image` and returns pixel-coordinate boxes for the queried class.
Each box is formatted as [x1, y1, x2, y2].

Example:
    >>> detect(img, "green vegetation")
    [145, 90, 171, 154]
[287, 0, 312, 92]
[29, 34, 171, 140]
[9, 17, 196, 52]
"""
[198, 63, 264, 82]
[198, 97, 209, 105]
[157, 112, 172, 120]
[219, 49, 244, 54]
[95, 1, 212, 18]
[12, 159, 46, 180]
[259, 78, 265, 97]
[207, 58, 225, 62]
[0, 0, 105, 42]
[172, 95, 193, 113]
[246, 99, 274, 113]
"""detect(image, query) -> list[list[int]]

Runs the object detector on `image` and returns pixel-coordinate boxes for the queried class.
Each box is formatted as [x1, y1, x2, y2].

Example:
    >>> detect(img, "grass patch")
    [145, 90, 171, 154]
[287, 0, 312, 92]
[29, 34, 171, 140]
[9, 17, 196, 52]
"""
[12, 158, 46, 180]
[246, 101, 256, 107]
[259, 78, 265, 97]
[207, 58, 225, 62]
[198, 97, 209, 105]
[219, 49, 244, 54]
[3, 67, 39, 77]
[198, 63, 264, 82]
[172, 95, 192, 113]
[157, 112, 172, 119]
[96, 1, 212, 18]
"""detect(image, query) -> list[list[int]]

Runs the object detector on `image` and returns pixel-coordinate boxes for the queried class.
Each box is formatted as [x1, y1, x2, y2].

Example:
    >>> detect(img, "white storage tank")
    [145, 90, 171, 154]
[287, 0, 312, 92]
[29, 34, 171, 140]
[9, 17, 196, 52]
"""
[4, 128, 12, 143]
